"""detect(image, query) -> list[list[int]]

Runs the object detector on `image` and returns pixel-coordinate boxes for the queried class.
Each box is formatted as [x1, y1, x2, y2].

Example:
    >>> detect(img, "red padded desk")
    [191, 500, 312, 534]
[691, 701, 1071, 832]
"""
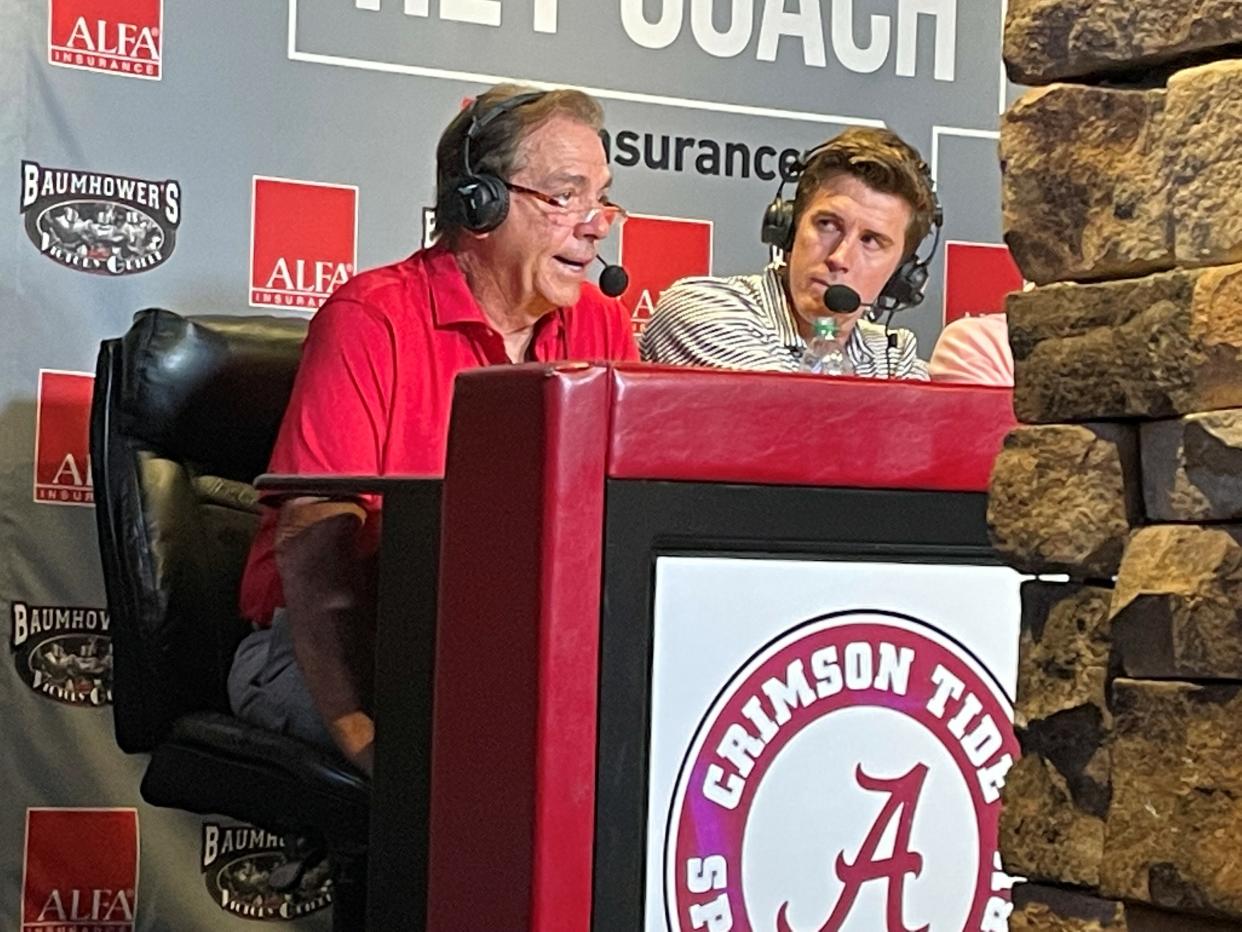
[375, 363, 1019, 931]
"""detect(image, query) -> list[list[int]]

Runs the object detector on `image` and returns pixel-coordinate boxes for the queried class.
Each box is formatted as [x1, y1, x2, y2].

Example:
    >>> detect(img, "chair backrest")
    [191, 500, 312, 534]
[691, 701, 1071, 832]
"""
[92, 308, 308, 752]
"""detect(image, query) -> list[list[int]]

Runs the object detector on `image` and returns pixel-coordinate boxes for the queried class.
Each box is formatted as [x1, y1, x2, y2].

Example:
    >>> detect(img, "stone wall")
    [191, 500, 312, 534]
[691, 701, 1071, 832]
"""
[992, 2, 1242, 925]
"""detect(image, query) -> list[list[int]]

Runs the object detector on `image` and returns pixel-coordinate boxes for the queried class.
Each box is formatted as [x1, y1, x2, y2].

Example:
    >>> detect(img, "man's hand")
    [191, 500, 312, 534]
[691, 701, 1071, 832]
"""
[328, 709, 375, 776]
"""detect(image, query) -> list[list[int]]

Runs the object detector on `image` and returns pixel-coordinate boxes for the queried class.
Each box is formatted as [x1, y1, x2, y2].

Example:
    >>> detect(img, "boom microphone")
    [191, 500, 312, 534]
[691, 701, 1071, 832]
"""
[596, 255, 630, 298]
[824, 284, 862, 313]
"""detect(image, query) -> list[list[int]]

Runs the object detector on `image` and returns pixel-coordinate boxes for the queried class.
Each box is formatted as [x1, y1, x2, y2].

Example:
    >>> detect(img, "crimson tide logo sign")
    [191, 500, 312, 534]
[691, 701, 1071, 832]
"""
[34, 370, 94, 507]
[48, 0, 162, 80]
[667, 612, 1018, 932]
[250, 176, 357, 312]
[943, 242, 1024, 325]
[22, 808, 139, 931]
[617, 214, 712, 335]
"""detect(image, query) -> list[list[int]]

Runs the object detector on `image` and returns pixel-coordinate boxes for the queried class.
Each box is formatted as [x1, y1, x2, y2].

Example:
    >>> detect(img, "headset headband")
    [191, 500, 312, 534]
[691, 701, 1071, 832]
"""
[454, 90, 548, 234]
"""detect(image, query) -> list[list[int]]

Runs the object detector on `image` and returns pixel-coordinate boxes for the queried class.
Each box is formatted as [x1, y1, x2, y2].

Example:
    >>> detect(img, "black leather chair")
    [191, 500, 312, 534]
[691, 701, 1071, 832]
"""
[91, 308, 370, 928]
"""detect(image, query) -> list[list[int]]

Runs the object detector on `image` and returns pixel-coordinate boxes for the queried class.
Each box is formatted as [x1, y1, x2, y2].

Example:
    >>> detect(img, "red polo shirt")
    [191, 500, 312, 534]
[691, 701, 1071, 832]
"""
[239, 243, 638, 623]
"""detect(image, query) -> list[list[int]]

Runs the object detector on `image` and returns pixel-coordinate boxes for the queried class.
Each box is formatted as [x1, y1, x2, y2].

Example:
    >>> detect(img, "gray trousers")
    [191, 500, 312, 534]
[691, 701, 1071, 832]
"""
[227, 609, 337, 754]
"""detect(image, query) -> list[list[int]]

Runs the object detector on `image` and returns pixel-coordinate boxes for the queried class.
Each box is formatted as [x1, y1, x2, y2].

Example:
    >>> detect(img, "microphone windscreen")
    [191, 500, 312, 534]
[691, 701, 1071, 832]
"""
[824, 284, 862, 313]
[598, 262, 630, 298]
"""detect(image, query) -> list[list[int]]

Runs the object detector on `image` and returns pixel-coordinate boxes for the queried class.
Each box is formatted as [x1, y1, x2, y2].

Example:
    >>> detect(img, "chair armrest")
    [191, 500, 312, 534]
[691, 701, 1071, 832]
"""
[254, 474, 440, 502]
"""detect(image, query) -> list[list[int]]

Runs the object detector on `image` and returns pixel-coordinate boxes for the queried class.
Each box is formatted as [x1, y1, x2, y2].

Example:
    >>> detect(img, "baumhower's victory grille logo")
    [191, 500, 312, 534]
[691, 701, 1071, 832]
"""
[667, 612, 1018, 932]
[21, 161, 181, 275]
[11, 601, 112, 707]
[201, 822, 333, 921]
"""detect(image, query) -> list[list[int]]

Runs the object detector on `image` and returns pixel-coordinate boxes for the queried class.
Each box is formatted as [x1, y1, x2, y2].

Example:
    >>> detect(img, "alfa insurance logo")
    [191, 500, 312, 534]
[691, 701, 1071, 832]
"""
[33, 370, 94, 506]
[617, 214, 712, 335]
[249, 176, 357, 311]
[22, 808, 139, 931]
[48, 0, 163, 80]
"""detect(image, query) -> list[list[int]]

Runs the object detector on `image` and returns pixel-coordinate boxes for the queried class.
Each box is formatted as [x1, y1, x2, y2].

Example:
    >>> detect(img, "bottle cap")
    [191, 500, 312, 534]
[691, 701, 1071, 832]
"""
[812, 317, 837, 338]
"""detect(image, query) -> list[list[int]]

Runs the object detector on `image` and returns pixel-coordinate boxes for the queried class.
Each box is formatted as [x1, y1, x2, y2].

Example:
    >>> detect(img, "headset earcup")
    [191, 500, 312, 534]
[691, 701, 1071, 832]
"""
[904, 261, 928, 306]
[760, 197, 795, 252]
[880, 257, 926, 309]
[456, 174, 509, 233]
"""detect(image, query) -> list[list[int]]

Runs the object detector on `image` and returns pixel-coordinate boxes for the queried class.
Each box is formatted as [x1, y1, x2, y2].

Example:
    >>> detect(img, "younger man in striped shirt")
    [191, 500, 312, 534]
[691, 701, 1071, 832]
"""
[641, 127, 936, 380]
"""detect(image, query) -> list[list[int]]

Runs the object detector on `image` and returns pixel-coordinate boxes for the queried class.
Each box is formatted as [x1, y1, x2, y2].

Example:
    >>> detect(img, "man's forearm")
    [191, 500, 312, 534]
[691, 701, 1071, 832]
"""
[275, 501, 377, 773]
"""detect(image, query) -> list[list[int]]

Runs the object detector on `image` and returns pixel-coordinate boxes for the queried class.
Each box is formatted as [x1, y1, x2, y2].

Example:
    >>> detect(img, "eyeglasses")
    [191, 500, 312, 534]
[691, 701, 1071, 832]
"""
[504, 181, 628, 227]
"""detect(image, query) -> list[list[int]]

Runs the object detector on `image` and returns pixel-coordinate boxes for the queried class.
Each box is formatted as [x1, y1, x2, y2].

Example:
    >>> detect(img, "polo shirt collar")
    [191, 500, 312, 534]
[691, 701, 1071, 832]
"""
[765, 261, 866, 356]
[424, 242, 493, 328]
[763, 262, 803, 350]
[423, 243, 574, 333]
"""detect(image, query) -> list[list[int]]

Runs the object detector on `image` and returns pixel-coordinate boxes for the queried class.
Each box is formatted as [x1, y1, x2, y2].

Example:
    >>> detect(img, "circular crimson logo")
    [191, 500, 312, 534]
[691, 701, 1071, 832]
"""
[665, 611, 1018, 932]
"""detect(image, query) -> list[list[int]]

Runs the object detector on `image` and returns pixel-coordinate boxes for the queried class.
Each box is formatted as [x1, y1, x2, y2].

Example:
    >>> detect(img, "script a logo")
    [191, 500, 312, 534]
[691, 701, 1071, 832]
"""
[668, 612, 1018, 932]
[250, 176, 357, 312]
[776, 764, 928, 932]
[617, 214, 712, 335]
[48, 0, 163, 80]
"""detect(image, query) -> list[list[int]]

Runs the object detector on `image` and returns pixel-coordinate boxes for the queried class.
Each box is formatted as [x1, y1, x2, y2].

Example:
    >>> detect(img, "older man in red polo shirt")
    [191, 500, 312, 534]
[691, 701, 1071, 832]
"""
[230, 84, 637, 774]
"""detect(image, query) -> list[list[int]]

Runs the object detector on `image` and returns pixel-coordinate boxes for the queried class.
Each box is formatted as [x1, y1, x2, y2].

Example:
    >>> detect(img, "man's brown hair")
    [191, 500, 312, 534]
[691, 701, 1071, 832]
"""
[792, 127, 937, 257]
[434, 84, 604, 244]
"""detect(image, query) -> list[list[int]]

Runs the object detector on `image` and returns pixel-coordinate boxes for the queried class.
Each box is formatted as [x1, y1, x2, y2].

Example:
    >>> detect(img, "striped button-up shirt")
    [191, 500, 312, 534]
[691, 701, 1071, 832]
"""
[640, 263, 930, 380]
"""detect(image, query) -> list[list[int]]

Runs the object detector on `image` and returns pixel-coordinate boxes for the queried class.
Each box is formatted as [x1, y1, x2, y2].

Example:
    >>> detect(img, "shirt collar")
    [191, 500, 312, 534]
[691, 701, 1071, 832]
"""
[762, 262, 804, 352]
[423, 242, 577, 338]
[424, 242, 495, 329]
[765, 260, 870, 358]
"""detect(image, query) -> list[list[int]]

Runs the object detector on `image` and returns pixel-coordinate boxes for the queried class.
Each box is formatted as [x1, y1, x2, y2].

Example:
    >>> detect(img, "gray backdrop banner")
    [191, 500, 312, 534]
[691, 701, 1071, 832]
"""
[1, 0, 1017, 927]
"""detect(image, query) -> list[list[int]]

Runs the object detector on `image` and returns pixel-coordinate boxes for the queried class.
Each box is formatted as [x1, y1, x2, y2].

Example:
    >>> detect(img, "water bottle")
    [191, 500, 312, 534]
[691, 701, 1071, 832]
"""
[799, 317, 854, 376]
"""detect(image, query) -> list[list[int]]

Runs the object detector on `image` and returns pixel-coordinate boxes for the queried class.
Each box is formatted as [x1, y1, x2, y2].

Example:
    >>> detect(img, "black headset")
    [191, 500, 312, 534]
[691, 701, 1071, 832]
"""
[760, 141, 944, 313]
[451, 91, 548, 234]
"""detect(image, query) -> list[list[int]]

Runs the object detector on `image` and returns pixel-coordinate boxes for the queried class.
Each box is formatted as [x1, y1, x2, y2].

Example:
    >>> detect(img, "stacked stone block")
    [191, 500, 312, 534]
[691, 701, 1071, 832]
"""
[992, 2, 1242, 926]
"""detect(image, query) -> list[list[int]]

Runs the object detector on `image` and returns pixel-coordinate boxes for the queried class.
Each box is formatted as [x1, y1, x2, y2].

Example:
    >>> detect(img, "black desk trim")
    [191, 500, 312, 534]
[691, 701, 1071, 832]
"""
[592, 479, 998, 931]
